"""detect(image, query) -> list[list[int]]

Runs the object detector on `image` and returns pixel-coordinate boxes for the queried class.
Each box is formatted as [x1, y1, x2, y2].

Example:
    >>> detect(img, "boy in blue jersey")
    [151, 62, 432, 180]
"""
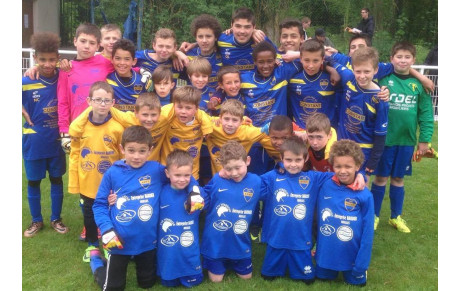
[316, 139, 374, 287]
[158, 149, 204, 288]
[288, 39, 337, 128]
[201, 140, 266, 282]
[184, 14, 223, 89]
[371, 42, 434, 233]
[217, 7, 277, 72]
[22, 32, 68, 237]
[208, 66, 245, 113]
[278, 19, 304, 54]
[107, 39, 147, 112]
[334, 47, 389, 182]
[152, 65, 175, 106]
[91, 126, 161, 290]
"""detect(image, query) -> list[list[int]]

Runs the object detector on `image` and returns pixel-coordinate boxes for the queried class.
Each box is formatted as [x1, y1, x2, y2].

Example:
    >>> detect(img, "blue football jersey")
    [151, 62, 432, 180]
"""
[288, 70, 338, 129]
[201, 173, 265, 260]
[335, 64, 389, 149]
[217, 33, 277, 73]
[106, 70, 147, 112]
[331, 52, 394, 81]
[240, 60, 302, 127]
[198, 85, 216, 115]
[157, 184, 203, 280]
[22, 74, 63, 160]
[186, 47, 223, 89]
[135, 49, 180, 84]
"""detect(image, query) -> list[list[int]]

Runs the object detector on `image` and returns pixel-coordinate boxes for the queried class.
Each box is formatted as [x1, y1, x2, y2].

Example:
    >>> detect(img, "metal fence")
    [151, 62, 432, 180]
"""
[21, 49, 438, 120]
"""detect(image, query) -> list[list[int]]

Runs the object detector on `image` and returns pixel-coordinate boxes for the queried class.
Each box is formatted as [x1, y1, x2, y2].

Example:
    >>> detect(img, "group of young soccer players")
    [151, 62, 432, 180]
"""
[22, 6, 435, 290]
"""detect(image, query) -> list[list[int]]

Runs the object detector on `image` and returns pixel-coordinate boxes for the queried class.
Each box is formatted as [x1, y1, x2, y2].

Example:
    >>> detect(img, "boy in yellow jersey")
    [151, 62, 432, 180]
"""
[99, 24, 122, 59]
[160, 85, 213, 179]
[68, 81, 124, 262]
[71, 92, 168, 162]
[206, 99, 277, 175]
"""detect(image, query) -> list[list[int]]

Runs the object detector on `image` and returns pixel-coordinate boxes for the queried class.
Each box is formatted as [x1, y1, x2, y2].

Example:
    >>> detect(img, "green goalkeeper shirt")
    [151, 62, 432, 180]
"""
[379, 73, 434, 146]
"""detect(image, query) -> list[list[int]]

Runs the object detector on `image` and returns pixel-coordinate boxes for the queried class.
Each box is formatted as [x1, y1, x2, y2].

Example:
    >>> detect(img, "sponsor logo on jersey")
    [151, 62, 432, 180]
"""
[248, 89, 254, 98]
[103, 135, 113, 146]
[275, 188, 289, 202]
[187, 146, 199, 158]
[274, 205, 292, 216]
[243, 188, 254, 202]
[81, 147, 92, 158]
[97, 160, 112, 174]
[337, 225, 353, 241]
[218, 188, 228, 192]
[321, 208, 333, 221]
[233, 219, 248, 234]
[180, 231, 194, 247]
[293, 204, 306, 220]
[116, 194, 128, 209]
[225, 49, 230, 59]
[161, 235, 179, 247]
[346, 106, 365, 125]
[304, 265, 313, 274]
[296, 85, 302, 95]
[138, 204, 153, 221]
[344, 198, 358, 211]
[299, 176, 310, 189]
[80, 161, 96, 172]
[170, 136, 180, 145]
[138, 175, 152, 189]
[161, 218, 175, 232]
[216, 204, 231, 217]
[320, 224, 335, 236]
[213, 219, 232, 231]
[116, 210, 136, 223]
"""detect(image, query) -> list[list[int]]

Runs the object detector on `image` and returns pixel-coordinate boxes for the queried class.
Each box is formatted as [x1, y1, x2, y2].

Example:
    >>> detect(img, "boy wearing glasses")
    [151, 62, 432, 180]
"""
[68, 81, 124, 262]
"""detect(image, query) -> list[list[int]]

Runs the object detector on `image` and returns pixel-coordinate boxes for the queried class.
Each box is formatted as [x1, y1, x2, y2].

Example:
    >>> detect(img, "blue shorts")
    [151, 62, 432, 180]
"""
[24, 155, 66, 181]
[261, 245, 315, 280]
[202, 257, 252, 275]
[161, 273, 203, 288]
[374, 145, 414, 178]
[316, 265, 367, 285]
[248, 143, 274, 175]
[200, 144, 212, 180]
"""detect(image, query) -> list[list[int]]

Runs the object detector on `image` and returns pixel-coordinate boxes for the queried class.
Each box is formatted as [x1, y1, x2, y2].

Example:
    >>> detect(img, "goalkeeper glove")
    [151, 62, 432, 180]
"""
[140, 68, 152, 84]
[184, 185, 204, 214]
[60, 133, 71, 154]
[101, 230, 124, 250]
[412, 144, 438, 162]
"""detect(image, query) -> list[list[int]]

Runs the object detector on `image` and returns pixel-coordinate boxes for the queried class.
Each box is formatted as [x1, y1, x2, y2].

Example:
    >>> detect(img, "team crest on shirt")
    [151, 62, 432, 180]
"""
[299, 176, 310, 189]
[344, 198, 358, 211]
[409, 82, 419, 92]
[192, 125, 201, 136]
[270, 77, 277, 86]
[133, 84, 144, 93]
[320, 79, 329, 90]
[138, 175, 151, 189]
[103, 135, 113, 146]
[243, 188, 254, 202]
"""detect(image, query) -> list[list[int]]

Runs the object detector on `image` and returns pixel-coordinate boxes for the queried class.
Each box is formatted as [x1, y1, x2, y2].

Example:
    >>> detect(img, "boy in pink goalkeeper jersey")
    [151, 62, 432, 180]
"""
[57, 23, 114, 150]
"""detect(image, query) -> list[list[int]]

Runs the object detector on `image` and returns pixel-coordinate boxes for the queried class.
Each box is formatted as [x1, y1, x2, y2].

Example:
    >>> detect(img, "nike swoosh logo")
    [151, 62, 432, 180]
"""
[218, 188, 228, 192]
[324, 196, 332, 199]
[160, 205, 170, 209]
[81, 136, 89, 139]
[276, 178, 286, 182]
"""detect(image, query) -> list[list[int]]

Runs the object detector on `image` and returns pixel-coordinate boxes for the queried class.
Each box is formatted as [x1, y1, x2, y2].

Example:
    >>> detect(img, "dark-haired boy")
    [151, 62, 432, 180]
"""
[22, 32, 68, 237]
[106, 39, 147, 112]
[371, 41, 434, 233]
[278, 19, 304, 54]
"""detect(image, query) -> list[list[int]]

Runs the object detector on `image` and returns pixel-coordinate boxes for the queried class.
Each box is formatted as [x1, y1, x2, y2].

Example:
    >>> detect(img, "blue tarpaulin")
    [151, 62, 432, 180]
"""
[123, 0, 138, 42]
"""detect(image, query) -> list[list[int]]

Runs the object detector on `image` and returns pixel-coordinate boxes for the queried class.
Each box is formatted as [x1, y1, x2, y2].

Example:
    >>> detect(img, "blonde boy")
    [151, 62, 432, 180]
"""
[160, 86, 213, 179]
[206, 99, 277, 174]
[68, 81, 124, 261]
[100, 24, 122, 59]
[186, 57, 215, 115]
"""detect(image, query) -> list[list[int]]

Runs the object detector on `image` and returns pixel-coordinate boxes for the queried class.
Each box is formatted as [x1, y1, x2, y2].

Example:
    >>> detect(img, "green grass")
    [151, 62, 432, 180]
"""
[22, 123, 438, 290]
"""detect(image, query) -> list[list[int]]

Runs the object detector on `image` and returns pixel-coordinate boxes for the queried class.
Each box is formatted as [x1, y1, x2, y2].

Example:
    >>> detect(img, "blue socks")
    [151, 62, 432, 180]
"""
[27, 183, 42, 222]
[389, 185, 405, 218]
[50, 183, 64, 221]
[371, 184, 386, 217]
[90, 251, 104, 274]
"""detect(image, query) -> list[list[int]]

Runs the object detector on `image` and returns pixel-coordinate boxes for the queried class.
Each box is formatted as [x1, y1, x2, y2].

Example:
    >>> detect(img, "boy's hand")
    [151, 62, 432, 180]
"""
[22, 107, 34, 126]
[60, 133, 71, 154]
[173, 50, 189, 71]
[294, 131, 308, 142]
[59, 59, 72, 72]
[184, 185, 204, 214]
[413, 143, 438, 161]
[242, 116, 252, 125]
[179, 41, 196, 53]
[324, 46, 338, 56]
[377, 86, 390, 102]
[328, 67, 341, 86]
[252, 29, 266, 43]
[102, 230, 124, 250]
[351, 172, 366, 190]
[281, 50, 300, 63]
[107, 190, 117, 206]
[421, 77, 435, 94]
[208, 97, 221, 110]
[24, 66, 39, 80]
[224, 28, 232, 35]
[218, 168, 230, 179]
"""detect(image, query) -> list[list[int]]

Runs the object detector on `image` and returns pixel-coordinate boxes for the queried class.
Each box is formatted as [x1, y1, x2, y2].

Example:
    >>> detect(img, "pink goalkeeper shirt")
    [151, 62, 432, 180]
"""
[57, 54, 114, 133]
